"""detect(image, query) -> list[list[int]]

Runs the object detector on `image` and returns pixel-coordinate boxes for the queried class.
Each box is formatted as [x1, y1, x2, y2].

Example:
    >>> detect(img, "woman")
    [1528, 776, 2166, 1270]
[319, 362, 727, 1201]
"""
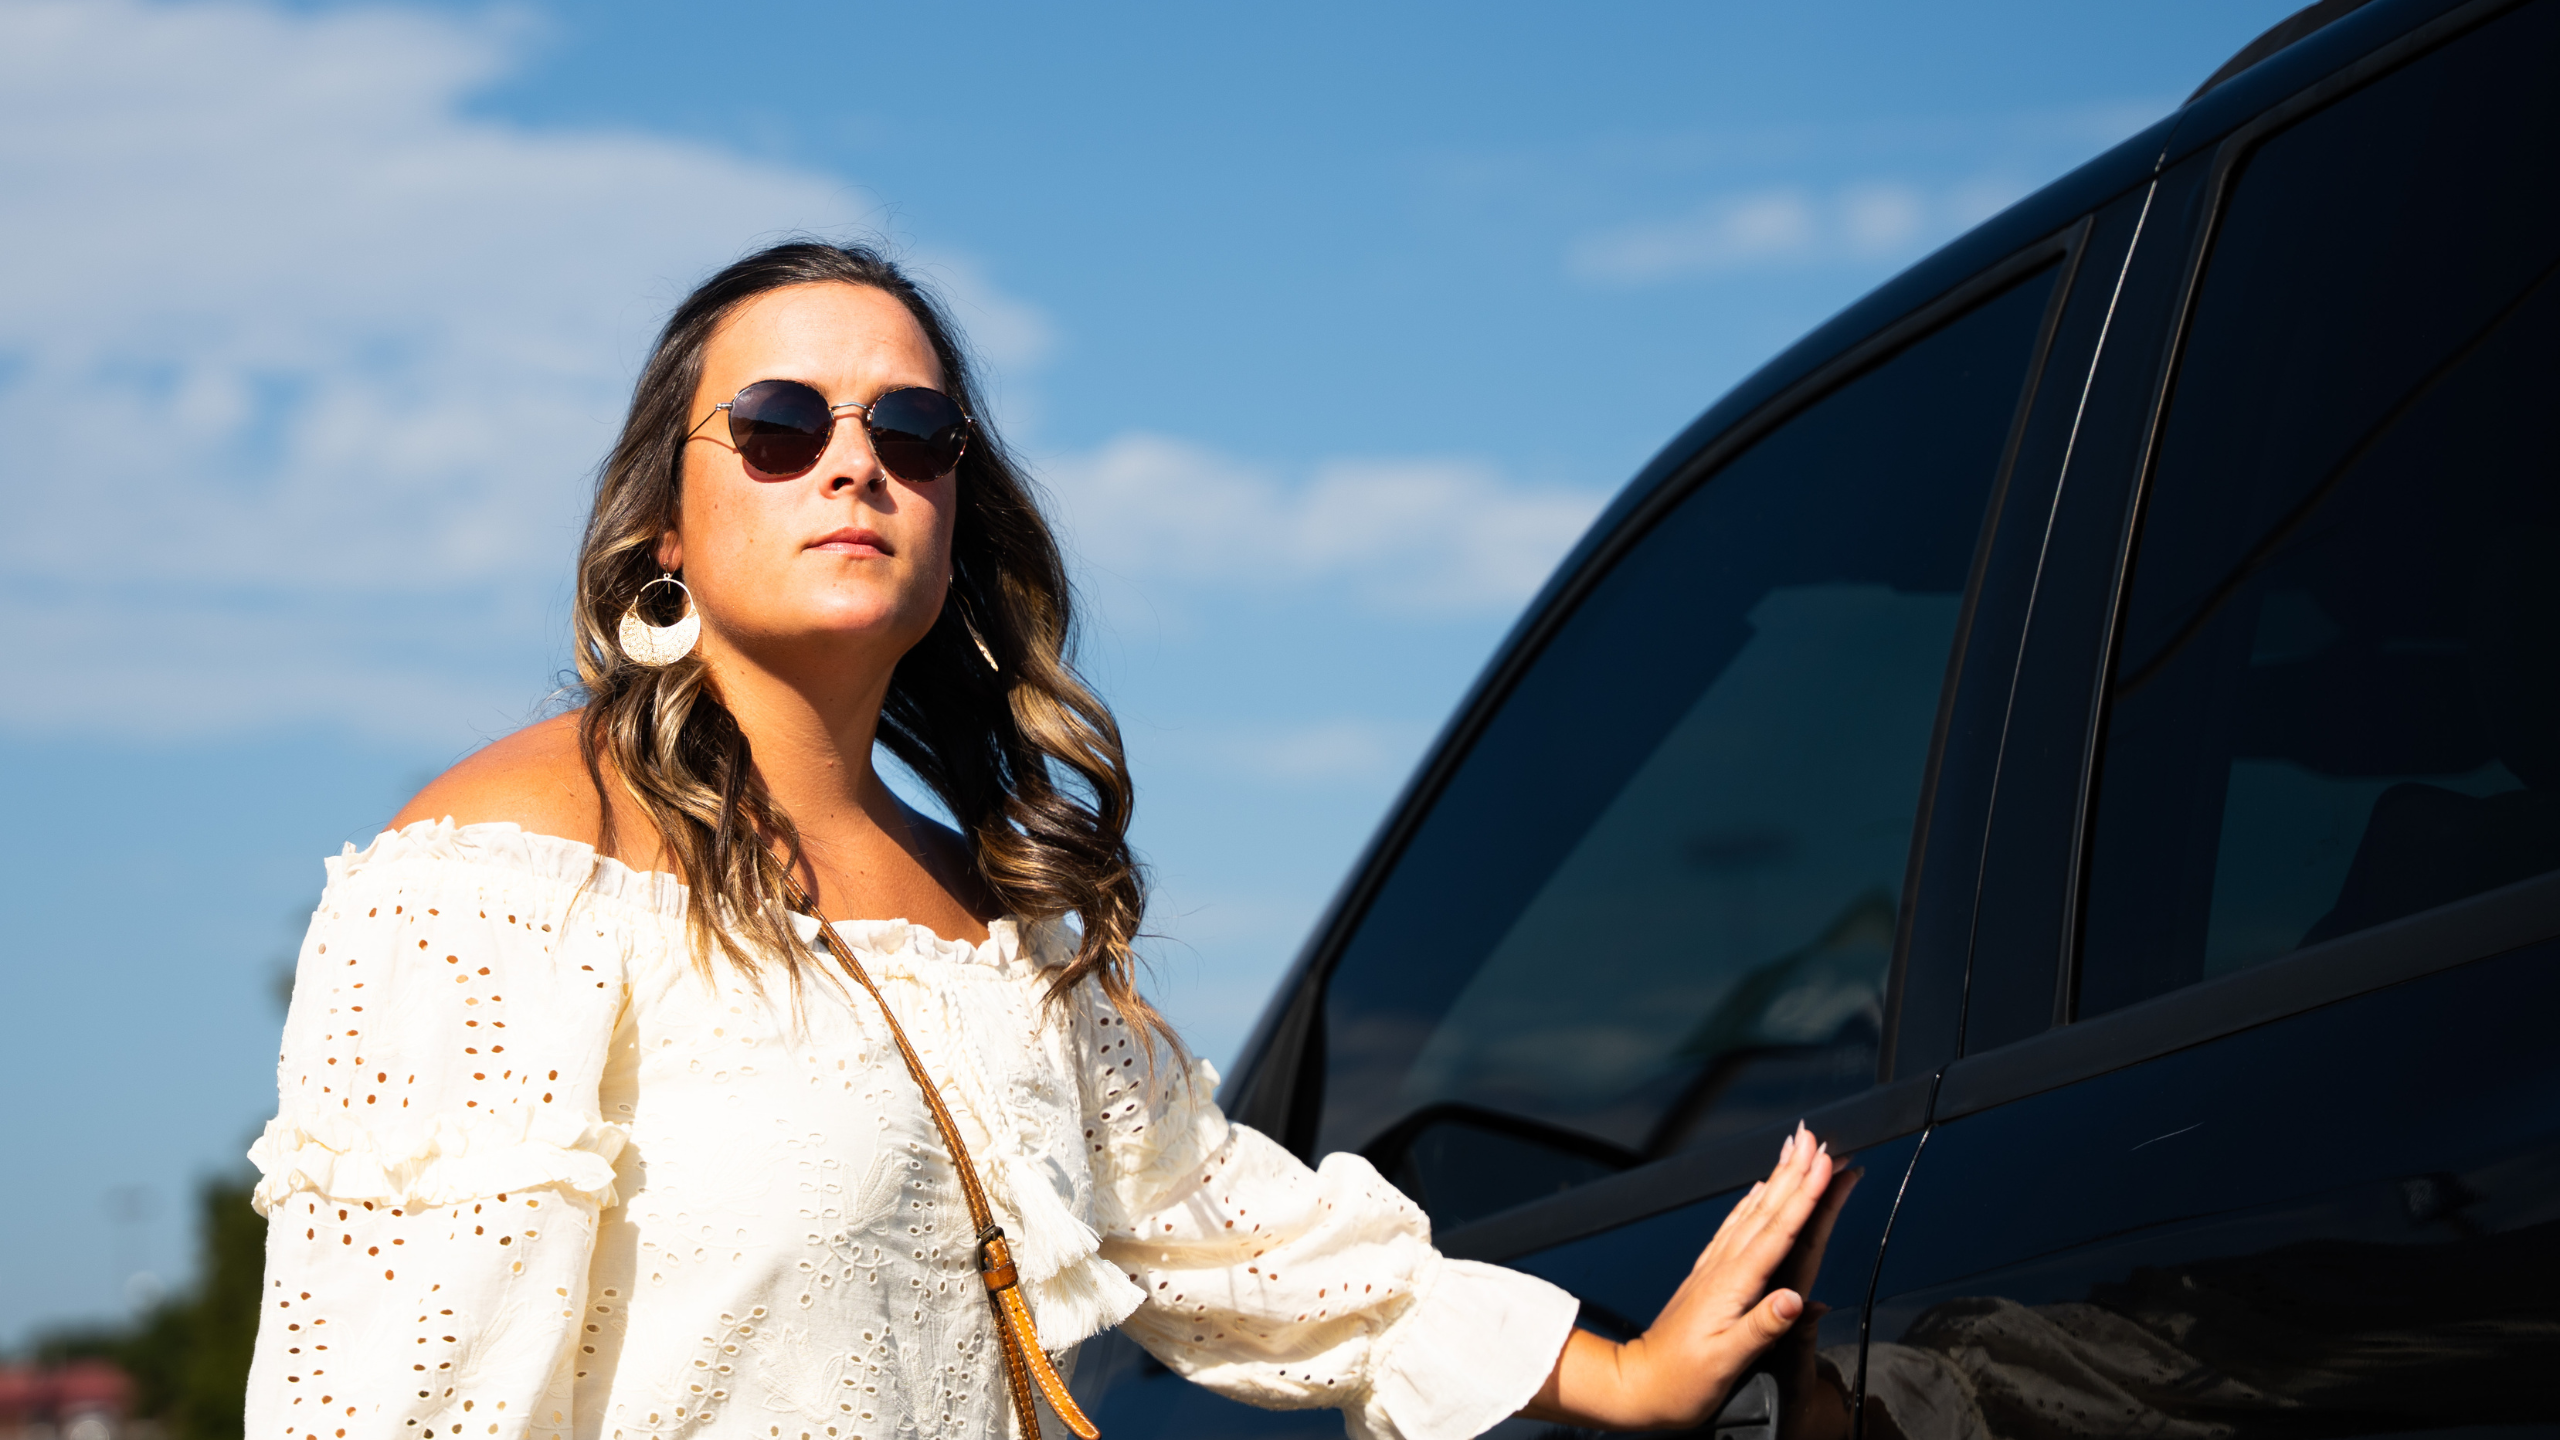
[243, 242, 1836, 1440]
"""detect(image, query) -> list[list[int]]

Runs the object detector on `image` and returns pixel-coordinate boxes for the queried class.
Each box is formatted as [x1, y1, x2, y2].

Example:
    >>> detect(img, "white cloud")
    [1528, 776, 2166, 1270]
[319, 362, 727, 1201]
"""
[1042, 433, 1607, 617]
[1839, 183, 1929, 253]
[0, 0, 1054, 742]
[1566, 174, 2031, 285]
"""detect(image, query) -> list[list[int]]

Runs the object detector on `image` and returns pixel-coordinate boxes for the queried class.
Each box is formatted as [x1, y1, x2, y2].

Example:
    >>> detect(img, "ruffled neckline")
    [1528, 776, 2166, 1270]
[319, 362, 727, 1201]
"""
[341, 819, 1066, 969]
[792, 911, 1042, 973]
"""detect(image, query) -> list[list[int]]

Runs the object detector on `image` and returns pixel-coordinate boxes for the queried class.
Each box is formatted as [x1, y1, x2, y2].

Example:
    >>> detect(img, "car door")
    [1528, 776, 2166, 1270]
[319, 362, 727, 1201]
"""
[1069, 214, 2094, 1434]
[1867, 4, 2560, 1435]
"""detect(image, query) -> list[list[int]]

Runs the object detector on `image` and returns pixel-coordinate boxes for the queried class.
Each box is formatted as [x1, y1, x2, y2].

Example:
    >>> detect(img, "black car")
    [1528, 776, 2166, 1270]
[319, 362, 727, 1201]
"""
[1072, 0, 2560, 1434]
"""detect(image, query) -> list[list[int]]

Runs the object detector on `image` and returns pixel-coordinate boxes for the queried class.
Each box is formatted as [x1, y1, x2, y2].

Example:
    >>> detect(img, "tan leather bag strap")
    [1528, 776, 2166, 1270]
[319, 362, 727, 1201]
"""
[786, 884, 1100, 1440]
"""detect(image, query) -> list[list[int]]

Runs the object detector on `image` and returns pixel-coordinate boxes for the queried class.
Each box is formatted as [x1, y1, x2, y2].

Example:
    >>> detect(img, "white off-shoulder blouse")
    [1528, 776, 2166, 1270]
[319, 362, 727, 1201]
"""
[245, 822, 1577, 1440]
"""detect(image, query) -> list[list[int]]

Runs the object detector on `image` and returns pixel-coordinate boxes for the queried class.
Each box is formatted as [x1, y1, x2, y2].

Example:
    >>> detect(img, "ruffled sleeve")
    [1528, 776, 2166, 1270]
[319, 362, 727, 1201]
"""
[1075, 997, 1581, 1440]
[243, 821, 662, 1440]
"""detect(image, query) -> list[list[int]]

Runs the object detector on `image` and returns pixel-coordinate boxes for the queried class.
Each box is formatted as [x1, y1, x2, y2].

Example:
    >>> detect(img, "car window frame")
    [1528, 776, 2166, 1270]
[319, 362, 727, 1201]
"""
[1899, 186, 2165, 1076]
[1958, 157, 2221, 1057]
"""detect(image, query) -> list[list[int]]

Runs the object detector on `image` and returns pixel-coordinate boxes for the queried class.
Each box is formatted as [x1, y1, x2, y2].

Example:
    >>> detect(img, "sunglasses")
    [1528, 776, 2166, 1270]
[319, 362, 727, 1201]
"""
[687, 379, 973, 483]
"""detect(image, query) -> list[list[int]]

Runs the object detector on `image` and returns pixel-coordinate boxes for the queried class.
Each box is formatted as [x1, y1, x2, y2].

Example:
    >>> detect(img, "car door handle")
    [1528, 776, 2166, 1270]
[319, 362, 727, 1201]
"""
[1712, 1372, 1777, 1440]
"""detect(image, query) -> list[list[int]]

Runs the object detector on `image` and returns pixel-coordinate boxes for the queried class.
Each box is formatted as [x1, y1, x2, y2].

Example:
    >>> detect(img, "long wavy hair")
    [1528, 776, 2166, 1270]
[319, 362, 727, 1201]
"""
[570, 240, 1167, 1048]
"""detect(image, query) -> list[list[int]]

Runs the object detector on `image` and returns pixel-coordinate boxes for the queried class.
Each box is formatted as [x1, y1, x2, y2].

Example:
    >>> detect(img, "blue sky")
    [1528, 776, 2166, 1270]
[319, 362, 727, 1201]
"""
[0, 0, 2301, 1346]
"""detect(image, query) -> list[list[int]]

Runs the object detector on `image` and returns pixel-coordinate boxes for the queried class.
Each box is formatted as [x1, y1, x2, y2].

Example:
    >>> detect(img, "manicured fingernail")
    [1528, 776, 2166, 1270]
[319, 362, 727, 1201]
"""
[1818, 1141, 1829, 1157]
[1779, 1134, 1793, 1161]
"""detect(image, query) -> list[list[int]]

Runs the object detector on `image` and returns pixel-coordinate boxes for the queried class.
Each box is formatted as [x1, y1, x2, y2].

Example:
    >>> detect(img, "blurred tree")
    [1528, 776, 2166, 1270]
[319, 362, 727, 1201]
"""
[127, 1173, 266, 1440]
[45, 1173, 267, 1440]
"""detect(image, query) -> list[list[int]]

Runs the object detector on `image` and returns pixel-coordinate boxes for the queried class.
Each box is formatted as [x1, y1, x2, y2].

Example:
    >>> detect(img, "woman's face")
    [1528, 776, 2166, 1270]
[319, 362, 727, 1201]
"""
[662, 281, 958, 673]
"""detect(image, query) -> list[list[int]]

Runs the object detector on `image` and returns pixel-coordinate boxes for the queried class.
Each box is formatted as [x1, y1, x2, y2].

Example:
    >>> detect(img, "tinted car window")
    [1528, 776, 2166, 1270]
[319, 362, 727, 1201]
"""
[2077, 2, 2560, 1018]
[1313, 268, 2057, 1228]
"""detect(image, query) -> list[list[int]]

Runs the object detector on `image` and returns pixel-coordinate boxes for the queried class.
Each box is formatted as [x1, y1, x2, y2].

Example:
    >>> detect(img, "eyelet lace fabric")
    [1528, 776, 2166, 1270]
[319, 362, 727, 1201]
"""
[247, 822, 1576, 1440]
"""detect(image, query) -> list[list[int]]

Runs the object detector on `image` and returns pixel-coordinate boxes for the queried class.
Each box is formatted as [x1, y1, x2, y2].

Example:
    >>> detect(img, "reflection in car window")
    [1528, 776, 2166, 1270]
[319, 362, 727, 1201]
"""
[1314, 267, 2057, 1227]
[2077, 0, 2560, 1018]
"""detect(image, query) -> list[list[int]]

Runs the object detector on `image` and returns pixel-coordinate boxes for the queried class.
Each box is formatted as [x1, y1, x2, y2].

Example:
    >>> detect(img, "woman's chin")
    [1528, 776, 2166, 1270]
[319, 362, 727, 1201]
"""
[718, 611, 937, 662]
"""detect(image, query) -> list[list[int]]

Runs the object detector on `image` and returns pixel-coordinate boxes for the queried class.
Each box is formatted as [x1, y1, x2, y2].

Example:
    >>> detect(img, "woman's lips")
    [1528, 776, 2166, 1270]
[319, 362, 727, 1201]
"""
[808, 527, 891, 557]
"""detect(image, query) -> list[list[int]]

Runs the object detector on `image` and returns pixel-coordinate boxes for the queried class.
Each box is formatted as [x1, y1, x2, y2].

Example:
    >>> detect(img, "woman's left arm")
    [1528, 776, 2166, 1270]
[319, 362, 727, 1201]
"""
[1078, 1003, 1573, 1440]
[1077, 998, 1833, 1440]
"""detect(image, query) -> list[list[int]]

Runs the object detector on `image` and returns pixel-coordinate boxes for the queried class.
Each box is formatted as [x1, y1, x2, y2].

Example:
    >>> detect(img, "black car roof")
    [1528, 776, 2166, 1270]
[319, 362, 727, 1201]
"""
[2191, 0, 2381, 101]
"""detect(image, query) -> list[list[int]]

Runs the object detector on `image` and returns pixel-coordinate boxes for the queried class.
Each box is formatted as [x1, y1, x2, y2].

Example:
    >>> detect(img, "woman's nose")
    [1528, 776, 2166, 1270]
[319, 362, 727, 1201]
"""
[821, 417, 883, 493]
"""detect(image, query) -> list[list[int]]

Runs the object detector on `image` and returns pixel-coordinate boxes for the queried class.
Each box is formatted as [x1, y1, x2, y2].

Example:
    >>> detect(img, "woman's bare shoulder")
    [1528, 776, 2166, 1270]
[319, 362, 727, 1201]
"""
[387, 713, 605, 845]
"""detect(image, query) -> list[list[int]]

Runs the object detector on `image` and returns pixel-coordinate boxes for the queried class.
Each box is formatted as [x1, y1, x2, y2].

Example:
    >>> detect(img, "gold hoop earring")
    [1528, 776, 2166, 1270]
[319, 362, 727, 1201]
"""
[618, 573, 700, 666]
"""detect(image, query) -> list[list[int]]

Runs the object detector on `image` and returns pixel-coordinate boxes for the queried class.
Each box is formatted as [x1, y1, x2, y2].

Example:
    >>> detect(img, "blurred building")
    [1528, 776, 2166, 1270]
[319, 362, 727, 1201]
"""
[0, 1360, 146, 1440]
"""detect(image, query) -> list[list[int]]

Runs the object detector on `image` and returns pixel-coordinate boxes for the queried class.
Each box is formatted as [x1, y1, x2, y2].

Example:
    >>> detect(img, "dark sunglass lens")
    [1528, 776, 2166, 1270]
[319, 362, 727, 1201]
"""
[866, 388, 970, 481]
[727, 379, 834, 477]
